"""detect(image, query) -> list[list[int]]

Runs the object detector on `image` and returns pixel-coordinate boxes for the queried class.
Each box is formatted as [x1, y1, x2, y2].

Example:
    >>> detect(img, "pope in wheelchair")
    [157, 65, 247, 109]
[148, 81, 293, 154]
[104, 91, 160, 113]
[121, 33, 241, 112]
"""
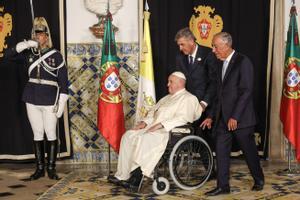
[108, 72, 210, 193]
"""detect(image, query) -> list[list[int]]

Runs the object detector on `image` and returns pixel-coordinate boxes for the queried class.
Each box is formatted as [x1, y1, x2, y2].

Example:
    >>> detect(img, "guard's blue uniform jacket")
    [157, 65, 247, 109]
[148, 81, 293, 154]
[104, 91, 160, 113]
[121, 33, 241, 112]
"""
[6, 47, 68, 106]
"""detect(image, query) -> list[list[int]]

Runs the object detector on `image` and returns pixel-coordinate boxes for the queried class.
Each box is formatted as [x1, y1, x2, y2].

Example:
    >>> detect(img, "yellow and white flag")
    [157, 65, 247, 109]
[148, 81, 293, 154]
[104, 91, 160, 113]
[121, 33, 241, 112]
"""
[135, 2, 156, 122]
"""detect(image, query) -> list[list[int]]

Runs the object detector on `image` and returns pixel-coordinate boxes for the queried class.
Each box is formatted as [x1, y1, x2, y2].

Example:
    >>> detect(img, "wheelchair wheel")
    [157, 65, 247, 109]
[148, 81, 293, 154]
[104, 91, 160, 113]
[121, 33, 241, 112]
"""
[152, 177, 170, 195]
[169, 135, 213, 190]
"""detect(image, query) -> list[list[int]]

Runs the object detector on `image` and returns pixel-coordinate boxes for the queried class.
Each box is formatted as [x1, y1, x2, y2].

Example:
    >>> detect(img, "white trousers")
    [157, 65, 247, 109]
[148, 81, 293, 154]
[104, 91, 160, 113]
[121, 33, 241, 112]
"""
[26, 103, 57, 141]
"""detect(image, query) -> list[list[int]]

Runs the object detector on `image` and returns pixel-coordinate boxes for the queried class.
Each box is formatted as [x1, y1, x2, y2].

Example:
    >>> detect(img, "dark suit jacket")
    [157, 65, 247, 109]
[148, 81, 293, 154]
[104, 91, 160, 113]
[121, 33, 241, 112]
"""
[174, 44, 217, 108]
[212, 51, 256, 129]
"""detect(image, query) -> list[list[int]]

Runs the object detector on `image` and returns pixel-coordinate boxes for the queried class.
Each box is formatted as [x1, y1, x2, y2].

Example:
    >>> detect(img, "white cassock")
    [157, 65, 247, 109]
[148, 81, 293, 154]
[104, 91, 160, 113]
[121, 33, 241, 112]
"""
[115, 88, 202, 180]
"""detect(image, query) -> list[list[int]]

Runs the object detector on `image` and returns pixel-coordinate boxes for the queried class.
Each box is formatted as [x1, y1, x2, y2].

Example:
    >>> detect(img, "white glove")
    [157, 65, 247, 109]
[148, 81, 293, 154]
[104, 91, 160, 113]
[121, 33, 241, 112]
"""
[56, 94, 69, 118]
[16, 40, 38, 53]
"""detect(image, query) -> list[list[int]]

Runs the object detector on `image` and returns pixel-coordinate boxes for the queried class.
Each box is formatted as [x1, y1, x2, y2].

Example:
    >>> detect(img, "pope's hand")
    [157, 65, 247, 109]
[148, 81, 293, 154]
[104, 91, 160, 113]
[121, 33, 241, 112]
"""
[200, 118, 213, 130]
[132, 121, 147, 130]
[147, 123, 163, 132]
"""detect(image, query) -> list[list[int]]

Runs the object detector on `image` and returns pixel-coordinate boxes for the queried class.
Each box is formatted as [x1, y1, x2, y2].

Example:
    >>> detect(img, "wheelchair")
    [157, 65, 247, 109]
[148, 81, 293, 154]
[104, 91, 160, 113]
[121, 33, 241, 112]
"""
[151, 124, 213, 195]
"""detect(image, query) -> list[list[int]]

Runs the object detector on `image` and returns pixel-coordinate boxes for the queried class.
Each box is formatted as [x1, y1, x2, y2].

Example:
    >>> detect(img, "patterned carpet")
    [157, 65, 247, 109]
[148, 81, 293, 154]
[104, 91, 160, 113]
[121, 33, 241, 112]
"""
[38, 163, 300, 200]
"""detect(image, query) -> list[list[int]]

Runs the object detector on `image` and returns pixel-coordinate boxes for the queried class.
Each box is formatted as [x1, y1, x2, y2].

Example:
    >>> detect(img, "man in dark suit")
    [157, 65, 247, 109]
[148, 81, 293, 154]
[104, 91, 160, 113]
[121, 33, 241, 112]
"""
[203, 32, 264, 196]
[174, 27, 216, 114]
[174, 27, 217, 177]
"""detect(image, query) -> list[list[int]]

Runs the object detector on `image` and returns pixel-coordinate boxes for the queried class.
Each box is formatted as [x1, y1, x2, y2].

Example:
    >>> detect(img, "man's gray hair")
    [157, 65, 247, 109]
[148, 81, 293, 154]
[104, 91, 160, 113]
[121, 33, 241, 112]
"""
[214, 32, 233, 47]
[175, 27, 196, 42]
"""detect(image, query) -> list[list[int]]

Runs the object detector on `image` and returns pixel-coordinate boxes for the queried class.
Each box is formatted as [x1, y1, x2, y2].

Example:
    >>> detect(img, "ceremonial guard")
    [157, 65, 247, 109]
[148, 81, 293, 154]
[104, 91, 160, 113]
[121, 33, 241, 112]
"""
[5, 17, 68, 180]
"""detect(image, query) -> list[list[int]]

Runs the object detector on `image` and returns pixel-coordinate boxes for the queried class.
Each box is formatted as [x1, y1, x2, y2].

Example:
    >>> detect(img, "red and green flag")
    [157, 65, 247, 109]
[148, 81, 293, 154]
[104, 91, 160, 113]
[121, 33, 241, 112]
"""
[98, 12, 125, 153]
[280, 5, 300, 162]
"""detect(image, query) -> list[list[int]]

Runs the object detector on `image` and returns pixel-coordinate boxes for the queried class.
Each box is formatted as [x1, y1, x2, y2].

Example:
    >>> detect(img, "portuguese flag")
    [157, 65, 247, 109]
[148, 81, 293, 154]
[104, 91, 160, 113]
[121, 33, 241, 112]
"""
[280, 5, 300, 162]
[97, 12, 125, 153]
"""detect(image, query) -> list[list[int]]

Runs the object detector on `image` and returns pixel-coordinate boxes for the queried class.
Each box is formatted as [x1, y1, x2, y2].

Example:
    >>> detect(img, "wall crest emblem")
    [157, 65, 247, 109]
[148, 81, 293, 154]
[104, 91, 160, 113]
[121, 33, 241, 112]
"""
[189, 5, 223, 48]
[0, 6, 12, 58]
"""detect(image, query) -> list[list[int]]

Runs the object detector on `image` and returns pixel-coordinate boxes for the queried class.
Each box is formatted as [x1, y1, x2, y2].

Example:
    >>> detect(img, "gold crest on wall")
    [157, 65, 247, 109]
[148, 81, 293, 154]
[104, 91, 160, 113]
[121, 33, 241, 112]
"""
[0, 6, 12, 58]
[189, 5, 223, 48]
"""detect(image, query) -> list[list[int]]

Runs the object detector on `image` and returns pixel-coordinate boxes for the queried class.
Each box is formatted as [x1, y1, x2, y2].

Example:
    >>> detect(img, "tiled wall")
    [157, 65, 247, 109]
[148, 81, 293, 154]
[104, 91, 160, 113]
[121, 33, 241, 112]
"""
[67, 43, 139, 163]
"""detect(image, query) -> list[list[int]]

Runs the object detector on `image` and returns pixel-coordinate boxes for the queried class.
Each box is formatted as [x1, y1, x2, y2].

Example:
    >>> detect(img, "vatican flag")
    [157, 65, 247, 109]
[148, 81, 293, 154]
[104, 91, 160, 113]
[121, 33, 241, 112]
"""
[135, 2, 156, 123]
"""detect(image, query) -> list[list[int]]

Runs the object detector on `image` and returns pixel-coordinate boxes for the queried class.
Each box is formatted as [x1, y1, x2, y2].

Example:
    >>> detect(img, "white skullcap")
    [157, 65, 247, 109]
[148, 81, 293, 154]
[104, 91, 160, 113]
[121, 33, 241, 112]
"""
[171, 71, 186, 80]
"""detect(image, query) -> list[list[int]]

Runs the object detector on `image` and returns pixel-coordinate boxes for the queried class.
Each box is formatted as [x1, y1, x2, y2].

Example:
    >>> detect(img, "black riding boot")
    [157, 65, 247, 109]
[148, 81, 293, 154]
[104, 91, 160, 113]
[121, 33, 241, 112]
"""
[30, 141, 45, 180]
[47, 140, 59, 180]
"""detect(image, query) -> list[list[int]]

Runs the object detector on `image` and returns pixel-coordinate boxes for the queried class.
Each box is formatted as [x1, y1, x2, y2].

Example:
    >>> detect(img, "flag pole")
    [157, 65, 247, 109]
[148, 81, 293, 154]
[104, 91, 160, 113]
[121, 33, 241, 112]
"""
[278, 141, 300, 176]
[288, 142, 292, 172]
[285, 142, 300, 175]
[106, 0, 112, 177]
[108, 143, 111, 176]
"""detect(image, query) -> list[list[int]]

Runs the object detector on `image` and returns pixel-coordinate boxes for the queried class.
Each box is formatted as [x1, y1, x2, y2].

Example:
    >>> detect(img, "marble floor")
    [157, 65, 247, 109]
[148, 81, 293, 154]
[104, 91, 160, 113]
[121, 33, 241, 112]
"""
[0, 160, 299, 200]
[0, 162, 109, 200]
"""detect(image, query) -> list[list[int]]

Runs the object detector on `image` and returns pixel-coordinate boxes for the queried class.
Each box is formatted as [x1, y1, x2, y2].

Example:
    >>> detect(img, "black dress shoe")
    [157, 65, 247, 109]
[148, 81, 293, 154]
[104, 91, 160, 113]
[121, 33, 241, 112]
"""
[107, 175, 121, 185]
[205, 187, 230, 196]
[252, 181, 264, 191]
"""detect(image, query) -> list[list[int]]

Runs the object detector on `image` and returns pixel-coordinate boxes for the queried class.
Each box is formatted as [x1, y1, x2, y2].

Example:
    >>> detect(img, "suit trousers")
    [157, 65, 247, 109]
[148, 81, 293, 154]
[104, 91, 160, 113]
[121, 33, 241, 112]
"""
[215, 119, 264, 188]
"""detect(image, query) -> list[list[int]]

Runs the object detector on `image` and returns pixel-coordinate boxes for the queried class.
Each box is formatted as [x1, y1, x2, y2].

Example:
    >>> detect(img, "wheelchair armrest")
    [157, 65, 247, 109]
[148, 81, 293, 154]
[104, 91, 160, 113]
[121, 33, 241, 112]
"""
[171, 127, 191, 134]
[168, 123, 195, 147]
[170, 123, 194, 135]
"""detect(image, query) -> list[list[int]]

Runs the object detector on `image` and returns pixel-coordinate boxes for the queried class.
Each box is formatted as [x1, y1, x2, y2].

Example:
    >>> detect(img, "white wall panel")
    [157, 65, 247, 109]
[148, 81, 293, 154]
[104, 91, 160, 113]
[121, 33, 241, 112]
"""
[66, 0, 138, 43]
